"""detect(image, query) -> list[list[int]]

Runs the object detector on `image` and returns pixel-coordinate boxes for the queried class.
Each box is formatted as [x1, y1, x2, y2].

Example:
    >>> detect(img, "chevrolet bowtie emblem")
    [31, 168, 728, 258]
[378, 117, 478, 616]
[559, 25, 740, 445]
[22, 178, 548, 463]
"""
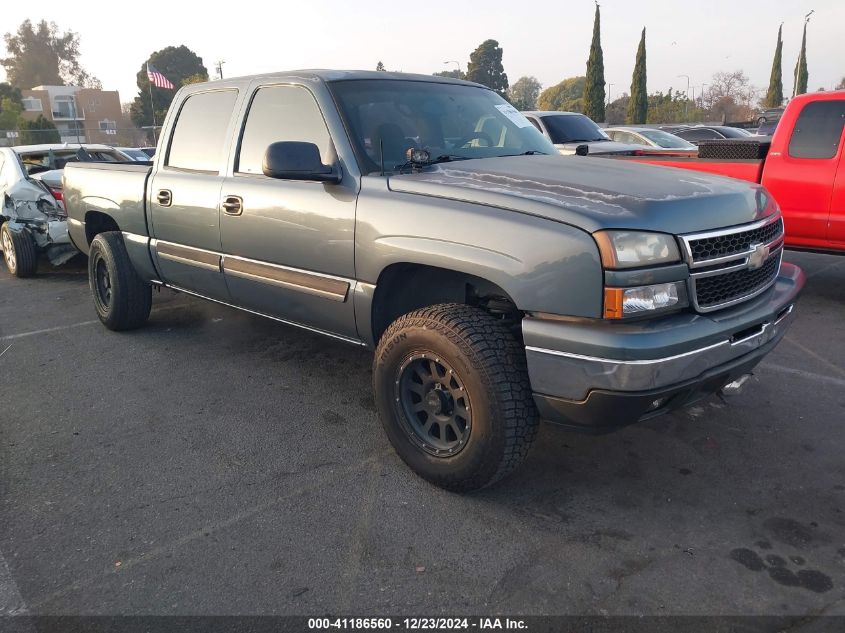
[747, 242, 771, 270]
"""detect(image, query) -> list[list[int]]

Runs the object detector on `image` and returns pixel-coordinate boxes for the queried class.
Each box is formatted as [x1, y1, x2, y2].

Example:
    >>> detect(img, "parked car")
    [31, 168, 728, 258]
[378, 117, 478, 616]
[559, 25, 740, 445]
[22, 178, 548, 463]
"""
[674, 126, 753, 145]
[756, 120, 779, 136]
[604, 127, 698, 155]
[626, 90, 845, 254]
[139, 147, 156, 158]
[0, 144, 133, 276]
[522, 111, 643, 155]
[65, 70, 803, 491]
[117, 147, 153, 162]
[756, 107, 785, 126]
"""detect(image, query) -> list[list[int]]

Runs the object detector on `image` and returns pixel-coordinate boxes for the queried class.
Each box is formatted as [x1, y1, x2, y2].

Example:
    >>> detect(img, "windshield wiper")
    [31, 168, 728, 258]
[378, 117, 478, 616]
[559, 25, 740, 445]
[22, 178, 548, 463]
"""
[494, 150, 549, 158]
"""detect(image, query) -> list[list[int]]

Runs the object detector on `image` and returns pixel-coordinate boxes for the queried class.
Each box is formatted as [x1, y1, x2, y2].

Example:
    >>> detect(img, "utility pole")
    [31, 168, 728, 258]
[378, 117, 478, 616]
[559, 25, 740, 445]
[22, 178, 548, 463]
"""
[678, 74, 691, 121]
[606, 83, 614, 106]
[216, 60, 226, 80]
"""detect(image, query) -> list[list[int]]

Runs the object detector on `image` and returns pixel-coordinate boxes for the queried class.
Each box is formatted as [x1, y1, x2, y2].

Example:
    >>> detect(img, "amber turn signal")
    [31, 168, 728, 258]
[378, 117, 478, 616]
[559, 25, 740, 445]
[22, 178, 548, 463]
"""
[603, 288, 624, 319]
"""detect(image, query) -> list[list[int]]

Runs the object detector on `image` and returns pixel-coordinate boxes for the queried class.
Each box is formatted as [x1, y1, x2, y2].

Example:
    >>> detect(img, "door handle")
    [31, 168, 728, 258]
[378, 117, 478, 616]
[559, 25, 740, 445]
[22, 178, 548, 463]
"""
[221, 195, 243, 216]
[156, 189, 172, 207]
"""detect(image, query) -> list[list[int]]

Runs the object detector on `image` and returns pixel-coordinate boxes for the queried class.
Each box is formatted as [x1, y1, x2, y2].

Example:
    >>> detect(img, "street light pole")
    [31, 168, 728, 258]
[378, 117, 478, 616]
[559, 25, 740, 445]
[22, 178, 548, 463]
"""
[444, 60, 462, 76]
[607, 83, 614, 106]
[678, 74, 691, 121]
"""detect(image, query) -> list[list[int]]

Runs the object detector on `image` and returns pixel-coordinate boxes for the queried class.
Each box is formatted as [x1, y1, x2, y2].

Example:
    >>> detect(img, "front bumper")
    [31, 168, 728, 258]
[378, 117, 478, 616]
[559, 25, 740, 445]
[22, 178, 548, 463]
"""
[524, 262, 804, 432]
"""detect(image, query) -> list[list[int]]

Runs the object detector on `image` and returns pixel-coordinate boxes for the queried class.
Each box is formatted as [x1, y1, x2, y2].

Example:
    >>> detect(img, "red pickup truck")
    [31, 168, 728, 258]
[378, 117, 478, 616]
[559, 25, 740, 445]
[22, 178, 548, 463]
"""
[633, 91, 845, 254]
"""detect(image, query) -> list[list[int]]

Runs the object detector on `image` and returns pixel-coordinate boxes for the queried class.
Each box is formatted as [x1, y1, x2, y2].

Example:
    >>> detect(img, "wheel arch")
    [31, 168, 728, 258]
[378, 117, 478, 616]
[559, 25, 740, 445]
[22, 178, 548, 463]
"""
[366, 262, 522, 347]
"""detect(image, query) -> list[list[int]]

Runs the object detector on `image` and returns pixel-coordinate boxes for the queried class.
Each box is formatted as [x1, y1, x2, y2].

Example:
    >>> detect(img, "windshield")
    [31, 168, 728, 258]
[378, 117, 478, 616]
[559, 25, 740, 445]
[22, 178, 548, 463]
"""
[329, 80, 555, 173]
[540, 114, 609, 144]
[637, 129, 696, 149]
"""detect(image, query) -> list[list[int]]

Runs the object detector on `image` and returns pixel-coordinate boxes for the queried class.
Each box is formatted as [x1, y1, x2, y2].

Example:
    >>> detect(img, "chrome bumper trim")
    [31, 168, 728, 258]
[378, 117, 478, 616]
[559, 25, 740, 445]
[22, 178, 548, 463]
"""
[525, 302, 797, 401]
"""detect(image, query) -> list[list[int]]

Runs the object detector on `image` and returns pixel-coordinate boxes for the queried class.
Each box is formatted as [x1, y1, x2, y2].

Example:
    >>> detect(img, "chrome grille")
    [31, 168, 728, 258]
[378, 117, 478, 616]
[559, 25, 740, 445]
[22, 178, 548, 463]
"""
[689, 218, 784, 263]
[694, 251, 782, 309]
[681, 215, 784, 312]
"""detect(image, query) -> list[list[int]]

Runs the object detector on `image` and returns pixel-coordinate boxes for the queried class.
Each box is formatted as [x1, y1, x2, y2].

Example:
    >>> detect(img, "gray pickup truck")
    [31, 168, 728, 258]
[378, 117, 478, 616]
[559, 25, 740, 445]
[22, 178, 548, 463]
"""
[64, 71, 804, 491]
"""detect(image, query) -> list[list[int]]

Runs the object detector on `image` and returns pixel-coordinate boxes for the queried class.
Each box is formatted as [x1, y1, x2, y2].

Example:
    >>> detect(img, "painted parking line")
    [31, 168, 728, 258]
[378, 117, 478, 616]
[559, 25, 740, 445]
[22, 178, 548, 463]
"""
[759, 363, 845, 388]
[0, 548, 27, 615]
[783, 336, 845, 378]
[0, 320, 100, 342]
[26, 450, 393, 611]
[0, 304, 191, 343]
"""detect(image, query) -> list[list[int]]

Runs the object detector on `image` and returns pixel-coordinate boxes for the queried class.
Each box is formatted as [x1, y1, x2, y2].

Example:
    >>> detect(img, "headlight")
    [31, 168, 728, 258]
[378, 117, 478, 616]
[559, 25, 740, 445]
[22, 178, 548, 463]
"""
[594, 230, 681, 269]
[604, 282, 686, 319]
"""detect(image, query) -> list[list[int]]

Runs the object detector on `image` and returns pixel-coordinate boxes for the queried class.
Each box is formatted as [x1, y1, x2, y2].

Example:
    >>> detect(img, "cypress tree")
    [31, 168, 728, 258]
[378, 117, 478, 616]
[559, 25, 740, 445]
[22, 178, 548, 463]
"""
[626, 27, 647, 124]
[582, 2, 605, 121]
[764, 25, 783, 107]
[794, 22, 809, 96]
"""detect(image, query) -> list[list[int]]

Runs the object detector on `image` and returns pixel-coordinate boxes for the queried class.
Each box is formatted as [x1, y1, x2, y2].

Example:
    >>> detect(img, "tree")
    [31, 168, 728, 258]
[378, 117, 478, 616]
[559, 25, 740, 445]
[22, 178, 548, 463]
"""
[181, 73, 207, 86]
[838, 77, 845, 90]
[508, 76, 541, 110]
[466, 39, 508, 98]
[434, 69, 464, 80]
[582, 3, 605, 122]
[0, 97, 23, 130]
[626, 28, 647, 124]
[606, 94, 630, 125]
[702, 70, 757, 121]
[763, 24, 784, 108]
[17, 114, 60, 144]
[2, 19, 100, 89]
[376, 61, 386, 72]
[646, 89, 705, 124]
[537, 76, 586, 112]
[0, 82, 22, 107]
[793, 21, 809, 96]
[130, 45, 208, 128]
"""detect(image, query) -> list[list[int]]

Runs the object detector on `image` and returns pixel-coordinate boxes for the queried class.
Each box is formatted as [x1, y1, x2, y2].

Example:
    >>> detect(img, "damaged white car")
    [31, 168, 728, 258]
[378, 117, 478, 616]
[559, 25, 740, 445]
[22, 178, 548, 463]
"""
[0, 144, 130, 277]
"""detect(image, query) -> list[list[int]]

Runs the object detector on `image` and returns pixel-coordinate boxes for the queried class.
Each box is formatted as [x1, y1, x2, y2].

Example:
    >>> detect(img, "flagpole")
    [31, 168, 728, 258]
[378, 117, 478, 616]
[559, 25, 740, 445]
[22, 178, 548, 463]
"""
[147, 64, 158, 145]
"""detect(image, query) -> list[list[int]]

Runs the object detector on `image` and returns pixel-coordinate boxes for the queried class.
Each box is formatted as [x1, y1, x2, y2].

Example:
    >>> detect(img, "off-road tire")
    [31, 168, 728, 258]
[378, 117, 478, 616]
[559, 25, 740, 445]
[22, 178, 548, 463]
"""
[1, 223, 37, 278]
[373, 303, 539, 492]
[89, 231, 152, 331]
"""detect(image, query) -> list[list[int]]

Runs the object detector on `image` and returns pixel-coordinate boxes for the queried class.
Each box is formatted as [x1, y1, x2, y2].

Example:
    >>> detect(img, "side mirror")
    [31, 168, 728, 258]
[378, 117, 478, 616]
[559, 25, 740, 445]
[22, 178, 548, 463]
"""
[574, 144, 590, 156]
[262, 141, 341, 183]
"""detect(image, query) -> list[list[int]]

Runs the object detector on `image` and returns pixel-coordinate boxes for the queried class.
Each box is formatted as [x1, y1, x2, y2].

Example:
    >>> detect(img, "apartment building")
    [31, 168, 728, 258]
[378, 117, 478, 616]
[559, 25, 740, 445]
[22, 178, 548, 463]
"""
[19, 85, 126, 145]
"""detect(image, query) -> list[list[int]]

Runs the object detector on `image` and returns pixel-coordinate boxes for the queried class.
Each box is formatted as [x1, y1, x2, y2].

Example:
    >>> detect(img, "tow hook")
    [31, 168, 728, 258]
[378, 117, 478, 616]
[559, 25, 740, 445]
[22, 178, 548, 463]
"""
[720, 373, 753, 397]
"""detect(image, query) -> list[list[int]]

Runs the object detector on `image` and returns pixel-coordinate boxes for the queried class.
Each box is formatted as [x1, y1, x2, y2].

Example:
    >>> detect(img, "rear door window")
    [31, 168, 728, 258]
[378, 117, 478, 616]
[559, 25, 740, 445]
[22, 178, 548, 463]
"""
[166, 90, 238, 172]
[788, 101, 845, 159]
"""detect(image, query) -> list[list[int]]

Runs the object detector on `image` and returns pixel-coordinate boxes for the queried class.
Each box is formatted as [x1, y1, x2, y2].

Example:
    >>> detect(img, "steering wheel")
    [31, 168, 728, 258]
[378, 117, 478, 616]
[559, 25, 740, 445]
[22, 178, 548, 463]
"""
[453, 130, 495, 149]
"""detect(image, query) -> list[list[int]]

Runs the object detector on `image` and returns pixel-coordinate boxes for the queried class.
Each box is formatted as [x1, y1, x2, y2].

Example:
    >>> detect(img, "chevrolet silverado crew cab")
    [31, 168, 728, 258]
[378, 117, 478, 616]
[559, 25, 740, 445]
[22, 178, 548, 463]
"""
[64, 71, 804, 491]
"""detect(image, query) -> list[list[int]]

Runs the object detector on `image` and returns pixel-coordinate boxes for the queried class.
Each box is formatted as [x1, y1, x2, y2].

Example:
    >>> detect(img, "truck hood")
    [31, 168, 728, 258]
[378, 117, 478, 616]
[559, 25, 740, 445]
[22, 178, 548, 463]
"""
[388, 155, 766, 235]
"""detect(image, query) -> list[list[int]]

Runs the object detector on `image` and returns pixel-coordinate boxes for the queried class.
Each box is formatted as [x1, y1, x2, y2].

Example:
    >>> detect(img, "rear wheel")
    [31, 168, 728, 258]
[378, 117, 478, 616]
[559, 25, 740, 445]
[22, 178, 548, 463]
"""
[373, 303, 539, 492]
[757, 117, 766, 126]
[88, 231, 152, 330]
[1, 223, 37, 278]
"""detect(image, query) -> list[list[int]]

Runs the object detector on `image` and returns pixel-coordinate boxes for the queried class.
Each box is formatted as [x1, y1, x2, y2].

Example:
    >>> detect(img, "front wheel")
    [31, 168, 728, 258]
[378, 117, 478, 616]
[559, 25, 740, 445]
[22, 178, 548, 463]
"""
[88, 231, 152, 331]
[757, 117, 766, 126]
[1, 223, 37, 278]
[373, 304, 539, 492]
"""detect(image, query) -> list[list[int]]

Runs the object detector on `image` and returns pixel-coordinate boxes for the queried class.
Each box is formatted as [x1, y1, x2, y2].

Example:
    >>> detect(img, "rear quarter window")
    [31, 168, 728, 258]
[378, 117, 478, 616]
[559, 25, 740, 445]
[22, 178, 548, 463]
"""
[788, 101, 845, 159]
[166, 90, 238, 172]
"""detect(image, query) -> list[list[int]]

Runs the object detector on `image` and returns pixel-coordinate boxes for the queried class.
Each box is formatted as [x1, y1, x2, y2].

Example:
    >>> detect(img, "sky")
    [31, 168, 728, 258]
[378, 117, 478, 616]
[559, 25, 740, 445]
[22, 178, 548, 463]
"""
[1, 0, 842, 104]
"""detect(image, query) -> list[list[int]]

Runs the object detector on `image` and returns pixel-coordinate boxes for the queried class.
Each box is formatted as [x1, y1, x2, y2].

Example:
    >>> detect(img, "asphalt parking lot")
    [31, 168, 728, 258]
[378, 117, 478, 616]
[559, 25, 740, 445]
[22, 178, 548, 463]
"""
[1, 250, 844, 617]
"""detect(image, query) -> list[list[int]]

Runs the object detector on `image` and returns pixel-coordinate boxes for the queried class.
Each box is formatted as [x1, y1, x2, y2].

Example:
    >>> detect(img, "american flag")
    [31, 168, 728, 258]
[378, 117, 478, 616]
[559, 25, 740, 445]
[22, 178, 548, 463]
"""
[147, 64, 175, 89]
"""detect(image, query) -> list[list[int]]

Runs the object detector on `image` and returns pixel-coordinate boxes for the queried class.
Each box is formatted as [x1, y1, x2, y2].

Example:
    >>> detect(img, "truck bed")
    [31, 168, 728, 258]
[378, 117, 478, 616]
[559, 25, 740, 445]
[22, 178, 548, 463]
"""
[618, 155, 765, 183]
[64, 161, 152, 255]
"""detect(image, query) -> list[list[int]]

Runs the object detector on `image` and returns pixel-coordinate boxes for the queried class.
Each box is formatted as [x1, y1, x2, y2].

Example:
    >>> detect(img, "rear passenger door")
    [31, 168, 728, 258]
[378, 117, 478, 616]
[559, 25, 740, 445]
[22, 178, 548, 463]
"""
[148, 89, 239, 301]
[219, 82, 358, 339]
